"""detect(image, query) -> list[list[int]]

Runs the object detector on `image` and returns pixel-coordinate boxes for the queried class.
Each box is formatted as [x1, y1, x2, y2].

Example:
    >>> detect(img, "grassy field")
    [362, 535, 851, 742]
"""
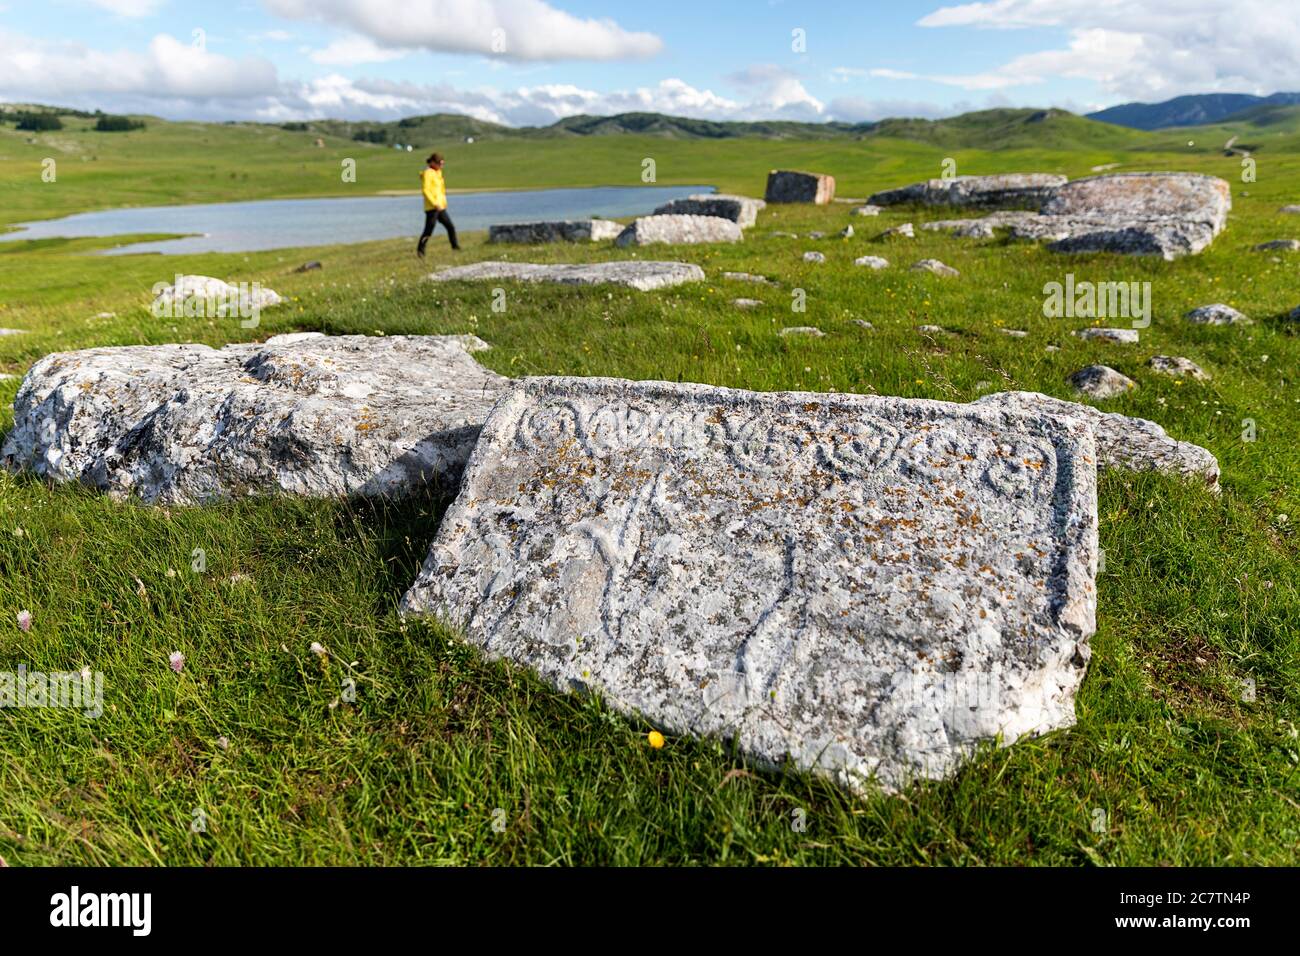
[0, 112, 1298, 865]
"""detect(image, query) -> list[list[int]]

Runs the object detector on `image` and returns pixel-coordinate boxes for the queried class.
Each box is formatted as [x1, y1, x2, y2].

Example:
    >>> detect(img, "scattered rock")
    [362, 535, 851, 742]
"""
[1073, 328, 1139, 344]
[854, 255, 890, 270]
[430, 260, 705, 291]
[869, 174, 1067, 209]
[1184, 303, 1250, 325]
[293, 260, 323, 273]
[803, 251, 826, 263]
[1091, 163, 1121, 173]
[976, 391, 1219, 490]
[722, 271, 775, 285]
[0, 329, 27, 336]
[1068, 364, 1136, 399]
[1045, 344, 1061, 352]
[851, 319, 874, 330]
[917, 324, 947, 334]
[615, 215, 742, 247]
[1254, 239, 1300, 252]
[779, 326, 825, 337]
[653, 195, 766, 228]
[1, 335, 509, 505]
[807, 231, 826, 240]
[999, 329, 1029, 338]
[852, 205, 882, 217]
[152, 275, 283, 313]
[910, 259, 959, 277]
[1280, 205, 1300, 214]
[880, 223, 915, 239]
[769, 231, 799, 239]
[1149, 355, 1210, 381]
[764, 169, 837, 204]
[400, 376, 1099, 793]
[94, 312, 116, 319]
[489, 220, 623, 243]
[732, 298, 764, 309]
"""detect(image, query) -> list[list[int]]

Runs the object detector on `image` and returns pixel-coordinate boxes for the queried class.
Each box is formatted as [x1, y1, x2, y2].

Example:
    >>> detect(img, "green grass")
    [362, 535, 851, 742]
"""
[0, 117, 1298, 866]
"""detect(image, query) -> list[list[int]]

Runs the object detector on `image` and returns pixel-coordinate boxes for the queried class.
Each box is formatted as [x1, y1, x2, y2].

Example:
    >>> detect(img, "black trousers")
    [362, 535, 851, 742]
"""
[418, 208, 459, 251]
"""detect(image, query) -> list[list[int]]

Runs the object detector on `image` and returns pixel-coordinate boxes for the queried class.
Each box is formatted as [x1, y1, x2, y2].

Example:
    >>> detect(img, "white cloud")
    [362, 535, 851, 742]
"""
[869, 69, 921, 81]
[914, 0, 1300, 100]
[827, 97, 954, 123]
[726, 65, 825, 120]
[263, 0, 663, 62]
[0, 25, 840, 127]
[0, 31, 278, 100]
[310, 35, 409, 66]
[83, 0, 163, 15]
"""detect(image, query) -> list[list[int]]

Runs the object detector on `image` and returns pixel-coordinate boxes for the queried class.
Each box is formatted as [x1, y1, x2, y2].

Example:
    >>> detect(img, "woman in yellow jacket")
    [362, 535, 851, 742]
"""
[417, 152, 460, 256]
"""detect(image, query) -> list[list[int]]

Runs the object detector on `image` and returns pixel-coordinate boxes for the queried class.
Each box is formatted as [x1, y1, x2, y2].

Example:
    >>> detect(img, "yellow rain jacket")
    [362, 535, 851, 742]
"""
[421, 167, 447, 211]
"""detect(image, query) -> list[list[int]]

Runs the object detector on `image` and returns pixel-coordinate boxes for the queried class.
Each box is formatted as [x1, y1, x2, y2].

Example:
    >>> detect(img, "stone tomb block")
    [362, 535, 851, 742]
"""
[402, 377, 1099, 792]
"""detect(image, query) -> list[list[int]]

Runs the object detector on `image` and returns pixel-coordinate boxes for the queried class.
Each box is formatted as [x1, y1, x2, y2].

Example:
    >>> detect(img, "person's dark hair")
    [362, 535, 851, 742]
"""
[427, 152, 443, 165]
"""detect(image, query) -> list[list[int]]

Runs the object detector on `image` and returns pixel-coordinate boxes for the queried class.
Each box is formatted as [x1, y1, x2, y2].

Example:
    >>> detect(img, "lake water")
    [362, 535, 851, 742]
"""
[0, 184, 715, 256]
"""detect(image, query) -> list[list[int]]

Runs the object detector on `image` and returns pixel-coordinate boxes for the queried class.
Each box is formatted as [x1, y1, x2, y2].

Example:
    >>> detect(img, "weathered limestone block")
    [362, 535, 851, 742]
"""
[2, 335, 508, 504]
[764, 170, 837, 204]
[429, 260, 706, 291]
[614, 215, 743, 246]
[976, 390, 1219, 491]
[653, 194, 766, 228]
[401, 377, 1099, 793]
[488, 220, 622, 243]
[869, 174, 1067, 209]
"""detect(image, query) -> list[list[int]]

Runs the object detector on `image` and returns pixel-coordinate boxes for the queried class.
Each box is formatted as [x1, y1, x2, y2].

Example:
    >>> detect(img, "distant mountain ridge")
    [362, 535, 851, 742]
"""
[9, 99, 1300, 151]
[1088, 92, 1300, 130]
[285, 107, 1147, 150]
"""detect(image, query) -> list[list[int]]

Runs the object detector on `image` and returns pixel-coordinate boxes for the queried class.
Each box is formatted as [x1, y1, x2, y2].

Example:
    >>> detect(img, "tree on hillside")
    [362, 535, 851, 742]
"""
[95, 114, 145, 132]
[16, 112, 63, 131]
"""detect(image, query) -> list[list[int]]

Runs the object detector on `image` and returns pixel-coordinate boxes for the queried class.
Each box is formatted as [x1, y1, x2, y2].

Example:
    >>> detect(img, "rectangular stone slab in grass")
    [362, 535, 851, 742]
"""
[1, 334, 508, 505]
[429, 260, 705, 291]
[488, 220, 623, 243]
[652, 194, 767, 228]
[401, 377, 1099, 793]
[764, 170, 836, 204]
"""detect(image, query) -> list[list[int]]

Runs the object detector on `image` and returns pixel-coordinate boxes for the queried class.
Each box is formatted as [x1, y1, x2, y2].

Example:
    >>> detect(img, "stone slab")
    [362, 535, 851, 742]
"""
[977, 391, 1219, 491]
[488, 220, 623, 243]
[764, 170, 836, 204]
[652, 194, 766, 228]
[2, 335, 508, 505]
[429, 260, 706, 291]
[869, 174, 1067, 210]
[401, 376, 1099, 792]
[614, 215, 743, 246]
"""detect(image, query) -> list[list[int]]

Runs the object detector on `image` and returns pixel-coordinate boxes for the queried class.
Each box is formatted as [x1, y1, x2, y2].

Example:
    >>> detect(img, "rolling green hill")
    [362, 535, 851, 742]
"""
[1, 95, 1299, 868]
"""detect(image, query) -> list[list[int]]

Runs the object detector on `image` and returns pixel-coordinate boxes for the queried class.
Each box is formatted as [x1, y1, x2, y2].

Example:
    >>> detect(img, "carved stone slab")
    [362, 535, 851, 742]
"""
[401, 377, 1099, 792]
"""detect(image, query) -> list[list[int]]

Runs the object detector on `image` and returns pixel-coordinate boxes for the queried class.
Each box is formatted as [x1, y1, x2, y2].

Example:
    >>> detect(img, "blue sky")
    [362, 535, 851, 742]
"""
[1, 0, 1295, 124]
